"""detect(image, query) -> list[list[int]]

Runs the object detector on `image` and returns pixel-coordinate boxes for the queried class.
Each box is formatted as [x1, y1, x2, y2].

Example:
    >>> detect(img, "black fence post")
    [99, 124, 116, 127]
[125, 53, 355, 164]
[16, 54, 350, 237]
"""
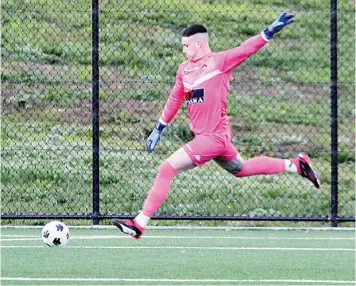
[330, 0, 338, 227]
[92, 0, 100, 225]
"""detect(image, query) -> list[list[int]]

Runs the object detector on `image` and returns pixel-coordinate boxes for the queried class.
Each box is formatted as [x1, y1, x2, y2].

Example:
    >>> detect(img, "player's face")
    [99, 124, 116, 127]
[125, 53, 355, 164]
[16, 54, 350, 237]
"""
[182, 37, 200, 60]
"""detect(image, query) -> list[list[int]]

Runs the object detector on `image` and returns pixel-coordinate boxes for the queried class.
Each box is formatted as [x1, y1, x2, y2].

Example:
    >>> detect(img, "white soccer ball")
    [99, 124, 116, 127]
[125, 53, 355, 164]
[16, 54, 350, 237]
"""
[42, 221, 70, 247]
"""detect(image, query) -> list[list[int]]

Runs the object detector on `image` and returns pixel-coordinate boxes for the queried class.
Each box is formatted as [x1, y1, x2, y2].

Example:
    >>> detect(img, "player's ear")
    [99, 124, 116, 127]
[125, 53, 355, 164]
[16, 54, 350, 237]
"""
[196, 39, 202, 48]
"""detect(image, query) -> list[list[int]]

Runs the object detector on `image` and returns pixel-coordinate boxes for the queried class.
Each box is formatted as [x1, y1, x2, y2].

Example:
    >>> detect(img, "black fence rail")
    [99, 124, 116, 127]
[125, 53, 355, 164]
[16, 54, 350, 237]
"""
[1, 0, 355, 226]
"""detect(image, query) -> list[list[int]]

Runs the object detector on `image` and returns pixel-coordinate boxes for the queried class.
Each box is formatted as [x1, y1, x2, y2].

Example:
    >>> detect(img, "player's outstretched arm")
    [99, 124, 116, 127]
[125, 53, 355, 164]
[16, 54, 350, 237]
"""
[263, 11, 295, 40]
[217, 12, 294, 72]
[146, 121, 166, 153]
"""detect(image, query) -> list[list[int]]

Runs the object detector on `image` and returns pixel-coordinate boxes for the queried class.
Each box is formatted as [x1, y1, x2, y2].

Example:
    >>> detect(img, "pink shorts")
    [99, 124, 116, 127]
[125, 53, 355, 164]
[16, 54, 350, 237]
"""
[183, 133, 239, 166]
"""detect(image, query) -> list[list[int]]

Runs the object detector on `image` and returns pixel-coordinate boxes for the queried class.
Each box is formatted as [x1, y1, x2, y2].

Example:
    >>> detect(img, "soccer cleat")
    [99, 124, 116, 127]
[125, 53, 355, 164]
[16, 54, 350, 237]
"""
[291, 153, 320, 188]
[112, 218, 144, 239]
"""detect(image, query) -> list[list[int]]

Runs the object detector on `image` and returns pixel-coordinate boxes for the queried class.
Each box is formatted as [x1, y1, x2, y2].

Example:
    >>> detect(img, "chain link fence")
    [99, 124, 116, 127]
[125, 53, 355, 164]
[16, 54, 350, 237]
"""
[1, 0, 355, 225]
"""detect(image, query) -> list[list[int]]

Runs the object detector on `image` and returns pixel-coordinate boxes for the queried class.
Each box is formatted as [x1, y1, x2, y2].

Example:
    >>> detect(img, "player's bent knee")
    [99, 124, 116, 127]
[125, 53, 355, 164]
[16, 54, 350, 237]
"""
[229, 160, 244, 175]
[215, 157, 244, 175]
[158, 160, 178, 179]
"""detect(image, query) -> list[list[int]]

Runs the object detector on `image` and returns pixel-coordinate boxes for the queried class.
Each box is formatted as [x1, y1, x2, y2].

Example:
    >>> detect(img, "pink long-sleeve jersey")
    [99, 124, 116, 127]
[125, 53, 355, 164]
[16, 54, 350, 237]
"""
[160, 33, 268, 136]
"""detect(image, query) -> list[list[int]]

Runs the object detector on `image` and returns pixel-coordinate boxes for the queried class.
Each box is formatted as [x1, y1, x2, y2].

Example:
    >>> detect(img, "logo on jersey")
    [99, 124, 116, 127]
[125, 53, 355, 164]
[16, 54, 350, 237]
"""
[194, 155, 201, 161]
[186, 88, 204, 105]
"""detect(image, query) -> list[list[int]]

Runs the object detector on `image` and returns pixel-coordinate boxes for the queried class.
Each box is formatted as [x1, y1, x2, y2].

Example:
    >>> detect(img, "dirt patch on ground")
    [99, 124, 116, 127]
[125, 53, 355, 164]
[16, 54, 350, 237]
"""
[0, 62, 346, 127]
[1, 61, 167, 124]
[58, 98, 162, 126]
[230, 66, 330, 103]
[1, 83, 162, 126]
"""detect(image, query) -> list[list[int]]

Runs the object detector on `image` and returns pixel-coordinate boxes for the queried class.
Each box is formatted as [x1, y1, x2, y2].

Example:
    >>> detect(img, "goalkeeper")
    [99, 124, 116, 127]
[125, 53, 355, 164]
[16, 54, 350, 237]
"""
[113, 12, 320, 239]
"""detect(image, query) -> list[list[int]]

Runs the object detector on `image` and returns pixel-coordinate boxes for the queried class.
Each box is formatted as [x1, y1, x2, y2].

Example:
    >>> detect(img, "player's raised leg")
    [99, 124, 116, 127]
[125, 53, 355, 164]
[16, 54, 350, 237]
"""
[214, 142, 320, 188]
[234, 153, 320, 188]
[113, 147, 196, 239]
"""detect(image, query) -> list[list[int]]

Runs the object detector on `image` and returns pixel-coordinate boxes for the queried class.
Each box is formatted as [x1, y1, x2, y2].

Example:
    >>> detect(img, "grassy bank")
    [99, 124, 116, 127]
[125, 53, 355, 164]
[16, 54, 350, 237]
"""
[1, 0, 355, 222]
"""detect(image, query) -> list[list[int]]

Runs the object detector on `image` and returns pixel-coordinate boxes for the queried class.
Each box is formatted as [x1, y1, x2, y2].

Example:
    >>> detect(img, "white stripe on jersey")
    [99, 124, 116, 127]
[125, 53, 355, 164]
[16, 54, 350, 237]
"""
[183, 69, 223, 90]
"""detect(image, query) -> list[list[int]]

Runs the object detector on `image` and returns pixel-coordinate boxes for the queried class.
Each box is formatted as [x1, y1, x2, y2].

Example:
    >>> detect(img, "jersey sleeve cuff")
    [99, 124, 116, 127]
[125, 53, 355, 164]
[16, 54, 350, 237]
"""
[159, 118, 168, 126]
[260, 31, 270, 42]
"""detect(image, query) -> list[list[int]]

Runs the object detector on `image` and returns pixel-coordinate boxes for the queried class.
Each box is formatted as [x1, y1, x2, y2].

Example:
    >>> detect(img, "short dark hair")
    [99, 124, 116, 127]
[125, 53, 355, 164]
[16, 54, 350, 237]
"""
[182, 24, 207, 37]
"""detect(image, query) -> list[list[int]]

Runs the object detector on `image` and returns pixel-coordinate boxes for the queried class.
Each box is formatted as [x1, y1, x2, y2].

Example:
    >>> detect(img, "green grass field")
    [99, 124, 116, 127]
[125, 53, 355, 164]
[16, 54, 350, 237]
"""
[1, 226, 355, 285]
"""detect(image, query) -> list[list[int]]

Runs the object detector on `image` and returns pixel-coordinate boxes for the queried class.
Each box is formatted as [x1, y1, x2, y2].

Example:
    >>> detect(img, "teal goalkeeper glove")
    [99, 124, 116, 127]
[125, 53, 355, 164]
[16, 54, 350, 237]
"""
[146, 122, 166, 153]
[263, 12, 295, 40]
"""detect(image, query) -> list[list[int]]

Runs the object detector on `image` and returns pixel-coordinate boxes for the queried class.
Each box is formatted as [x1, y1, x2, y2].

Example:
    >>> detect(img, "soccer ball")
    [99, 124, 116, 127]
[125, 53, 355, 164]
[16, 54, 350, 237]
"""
[42, 221, 70, 247]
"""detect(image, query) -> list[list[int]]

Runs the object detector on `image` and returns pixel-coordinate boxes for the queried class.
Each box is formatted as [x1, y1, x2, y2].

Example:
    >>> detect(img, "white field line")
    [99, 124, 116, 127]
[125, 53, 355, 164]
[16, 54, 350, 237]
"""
[1, 225, 355, 231]
[1, 235, 355, 241]
[1, 277, 355, 285]
[2, 245, 354, 251]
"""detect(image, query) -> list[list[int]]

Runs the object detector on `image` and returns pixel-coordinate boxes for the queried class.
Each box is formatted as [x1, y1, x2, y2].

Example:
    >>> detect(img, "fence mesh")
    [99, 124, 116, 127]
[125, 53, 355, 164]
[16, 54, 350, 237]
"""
[1, 1, 355, 222]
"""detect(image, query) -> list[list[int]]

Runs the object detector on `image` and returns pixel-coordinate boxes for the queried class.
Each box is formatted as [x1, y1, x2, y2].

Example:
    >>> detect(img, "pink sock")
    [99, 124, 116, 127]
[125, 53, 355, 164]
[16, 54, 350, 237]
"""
[235, 156, 286, 177]
[142, 161, 178, 217]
